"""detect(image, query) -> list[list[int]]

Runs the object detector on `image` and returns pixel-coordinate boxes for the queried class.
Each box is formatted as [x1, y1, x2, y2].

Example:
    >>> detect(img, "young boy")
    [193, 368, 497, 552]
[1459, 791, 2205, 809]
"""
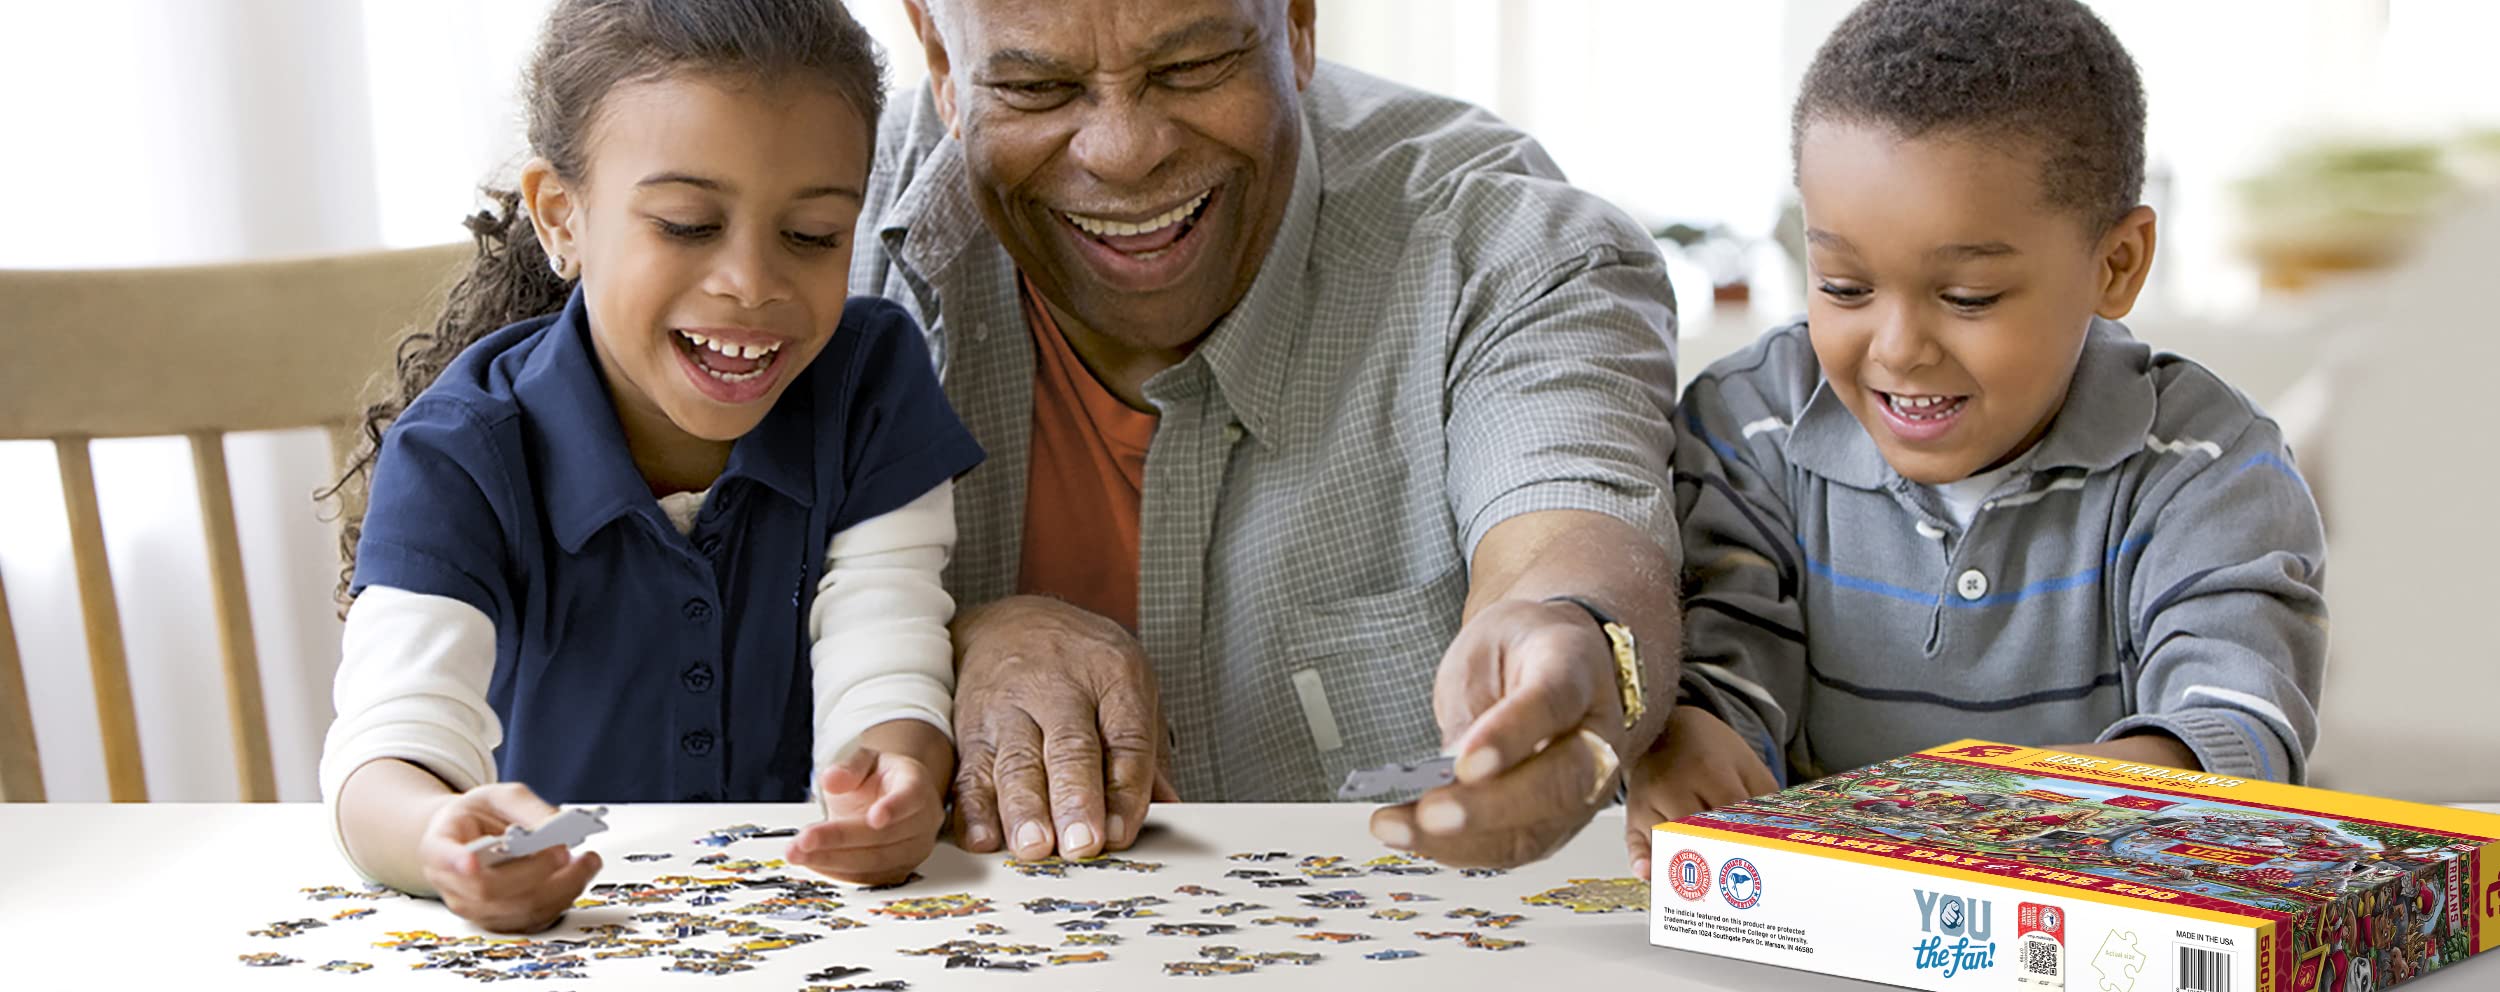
[1624, 0, 2327, 876]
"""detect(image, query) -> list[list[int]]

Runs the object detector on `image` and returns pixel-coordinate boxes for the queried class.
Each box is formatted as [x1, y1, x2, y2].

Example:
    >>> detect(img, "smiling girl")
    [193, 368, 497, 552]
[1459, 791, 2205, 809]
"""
[317, 0, 982, 931]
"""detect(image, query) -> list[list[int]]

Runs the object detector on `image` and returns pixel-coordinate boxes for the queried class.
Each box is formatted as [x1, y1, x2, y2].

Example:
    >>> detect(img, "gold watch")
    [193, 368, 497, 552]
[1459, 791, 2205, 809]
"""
[1547, 595, 1645, 731]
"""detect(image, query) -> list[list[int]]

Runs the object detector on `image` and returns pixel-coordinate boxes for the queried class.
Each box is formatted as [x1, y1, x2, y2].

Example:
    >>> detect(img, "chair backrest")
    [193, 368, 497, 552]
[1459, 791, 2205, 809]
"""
[0, 243, 469, 802]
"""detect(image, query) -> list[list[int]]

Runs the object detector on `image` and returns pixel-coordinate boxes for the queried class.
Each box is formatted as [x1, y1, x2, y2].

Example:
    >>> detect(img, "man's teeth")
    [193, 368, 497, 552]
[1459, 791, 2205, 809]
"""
[1063, 192, 1208, 238]
[679, 331, 782, 361]
[1887, 393, 1963, 420]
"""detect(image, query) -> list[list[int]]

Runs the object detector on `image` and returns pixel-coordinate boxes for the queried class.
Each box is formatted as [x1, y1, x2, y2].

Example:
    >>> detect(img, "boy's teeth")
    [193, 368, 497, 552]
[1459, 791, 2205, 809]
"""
[1064, 192, 1209, 238]
[1887, 393, 1963, 420]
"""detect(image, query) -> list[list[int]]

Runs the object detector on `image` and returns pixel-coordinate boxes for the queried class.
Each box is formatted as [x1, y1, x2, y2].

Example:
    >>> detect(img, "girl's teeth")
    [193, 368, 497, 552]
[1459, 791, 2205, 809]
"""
[677, 330, 782, 360]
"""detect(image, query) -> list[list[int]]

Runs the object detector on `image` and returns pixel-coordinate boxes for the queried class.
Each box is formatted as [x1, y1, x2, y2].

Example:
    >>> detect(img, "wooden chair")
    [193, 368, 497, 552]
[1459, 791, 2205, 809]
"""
[0, 244, 468, 802]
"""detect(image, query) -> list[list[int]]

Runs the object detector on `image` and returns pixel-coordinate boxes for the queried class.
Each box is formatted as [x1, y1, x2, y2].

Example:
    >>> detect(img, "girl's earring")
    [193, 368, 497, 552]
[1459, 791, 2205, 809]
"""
[548, 254, 570, 279]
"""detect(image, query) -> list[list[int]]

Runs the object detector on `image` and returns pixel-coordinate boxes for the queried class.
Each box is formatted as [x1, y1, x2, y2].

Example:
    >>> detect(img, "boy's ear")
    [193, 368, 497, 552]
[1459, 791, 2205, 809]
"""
[902, 0, 960, 138]
[518, 157, 581, 277]
[2094, 205, 2158, 320]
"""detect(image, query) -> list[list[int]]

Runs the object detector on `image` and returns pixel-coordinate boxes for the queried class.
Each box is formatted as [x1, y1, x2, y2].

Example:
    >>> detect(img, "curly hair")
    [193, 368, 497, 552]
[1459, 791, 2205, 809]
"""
[1794, 0, 2146, 230]
[318, 0, 889, 607]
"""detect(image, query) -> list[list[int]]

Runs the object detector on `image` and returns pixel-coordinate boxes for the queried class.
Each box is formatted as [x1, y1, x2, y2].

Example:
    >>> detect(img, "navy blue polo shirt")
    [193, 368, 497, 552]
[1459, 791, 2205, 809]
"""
[350, 289, 983, 803]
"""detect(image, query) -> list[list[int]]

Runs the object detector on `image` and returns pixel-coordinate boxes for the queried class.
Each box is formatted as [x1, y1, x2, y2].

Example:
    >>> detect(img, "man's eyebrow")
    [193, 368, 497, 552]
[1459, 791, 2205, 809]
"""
[1932, 241, 2020, 260]
[981, 48, 1079, 77]
[1142, 17, 1256, 61]
[978, 17, 1254, 77]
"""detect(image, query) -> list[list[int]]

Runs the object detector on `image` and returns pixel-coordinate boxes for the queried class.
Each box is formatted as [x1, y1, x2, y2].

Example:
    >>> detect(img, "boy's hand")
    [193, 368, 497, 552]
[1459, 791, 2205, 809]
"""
[418, 783, 603, 933]
[790, 745, 946, 885]
[1622, 705, 1779, 879]
[2047, 733, 2200, 770]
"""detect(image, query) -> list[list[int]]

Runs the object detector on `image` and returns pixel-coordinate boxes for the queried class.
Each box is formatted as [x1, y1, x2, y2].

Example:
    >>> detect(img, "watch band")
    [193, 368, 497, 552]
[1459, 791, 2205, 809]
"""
[1544, 595, 1645, 731]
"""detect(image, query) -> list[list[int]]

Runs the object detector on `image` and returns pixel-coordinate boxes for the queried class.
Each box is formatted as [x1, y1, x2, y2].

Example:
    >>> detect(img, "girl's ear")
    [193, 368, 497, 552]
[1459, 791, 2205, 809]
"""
[2093, 204, 2158, 321]
[520, 157, 583, 279]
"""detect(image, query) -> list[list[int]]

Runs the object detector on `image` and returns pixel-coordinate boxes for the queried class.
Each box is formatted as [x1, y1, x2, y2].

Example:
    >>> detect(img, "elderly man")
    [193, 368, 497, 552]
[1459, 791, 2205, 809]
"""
[853, 0, 1682, 870]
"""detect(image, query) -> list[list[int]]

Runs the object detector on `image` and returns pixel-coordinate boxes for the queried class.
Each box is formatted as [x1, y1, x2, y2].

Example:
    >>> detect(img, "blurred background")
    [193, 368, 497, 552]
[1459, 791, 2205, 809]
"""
[1, 0, 2493, 804]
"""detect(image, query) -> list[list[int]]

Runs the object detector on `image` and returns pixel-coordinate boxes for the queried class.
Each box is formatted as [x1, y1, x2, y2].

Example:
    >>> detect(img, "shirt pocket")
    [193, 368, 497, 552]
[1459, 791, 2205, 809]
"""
[1276, 564, 1467, 799]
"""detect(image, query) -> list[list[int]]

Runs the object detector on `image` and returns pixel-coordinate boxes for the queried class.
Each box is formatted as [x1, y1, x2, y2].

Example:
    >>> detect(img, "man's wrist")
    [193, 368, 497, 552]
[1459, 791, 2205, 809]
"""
[1542, 595, 1645, 731]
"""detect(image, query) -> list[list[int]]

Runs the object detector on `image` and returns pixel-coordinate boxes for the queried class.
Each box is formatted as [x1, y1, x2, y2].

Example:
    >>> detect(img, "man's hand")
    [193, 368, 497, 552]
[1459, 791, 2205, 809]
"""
[1621, 705, 1779, 878]
[949, 596, 1177, 862]
[789, 720, 952, 885]
[418, 783, 603, 934]
[1367, 598, 1628, 868]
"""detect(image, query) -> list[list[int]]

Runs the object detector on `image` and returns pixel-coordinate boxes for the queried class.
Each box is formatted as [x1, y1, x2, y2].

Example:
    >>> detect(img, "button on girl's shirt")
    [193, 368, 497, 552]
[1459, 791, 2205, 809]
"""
[681, 730, 716, 756]
[684, 598, 712, 622]
[1956, 569, 1990, 601]
[681, 663, 715, 693]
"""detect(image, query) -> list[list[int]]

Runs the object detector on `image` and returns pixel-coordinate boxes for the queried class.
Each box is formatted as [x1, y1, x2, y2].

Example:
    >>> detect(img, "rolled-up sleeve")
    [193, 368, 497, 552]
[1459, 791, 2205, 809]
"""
[1444, 248, 1680, 562]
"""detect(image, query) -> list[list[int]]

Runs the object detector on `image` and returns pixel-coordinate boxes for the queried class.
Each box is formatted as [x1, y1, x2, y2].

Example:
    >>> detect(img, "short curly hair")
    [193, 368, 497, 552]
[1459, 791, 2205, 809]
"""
[1794, 0, 2146, 230]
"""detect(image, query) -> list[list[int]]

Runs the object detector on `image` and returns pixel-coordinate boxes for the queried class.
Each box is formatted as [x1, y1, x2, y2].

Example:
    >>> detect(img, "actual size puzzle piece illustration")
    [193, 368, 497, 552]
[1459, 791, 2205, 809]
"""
[2093, 930, 2144, 992]
[1522, 877, 1649, 914]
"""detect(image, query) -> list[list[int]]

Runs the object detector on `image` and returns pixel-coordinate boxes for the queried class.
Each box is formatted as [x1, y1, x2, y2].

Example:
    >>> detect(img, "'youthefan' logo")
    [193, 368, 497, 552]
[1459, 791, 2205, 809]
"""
[1913, 889, 1997, 978]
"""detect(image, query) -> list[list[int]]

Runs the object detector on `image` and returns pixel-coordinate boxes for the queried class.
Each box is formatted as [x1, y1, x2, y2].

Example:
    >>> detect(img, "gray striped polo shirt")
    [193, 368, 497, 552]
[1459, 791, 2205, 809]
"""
[851, 63, 1680, 800]
[1676, 319, 2327, 783]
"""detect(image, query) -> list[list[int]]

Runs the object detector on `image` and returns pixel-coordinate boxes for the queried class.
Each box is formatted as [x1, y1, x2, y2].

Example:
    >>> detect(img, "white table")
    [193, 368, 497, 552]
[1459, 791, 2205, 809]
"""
[3, 802, 2494, 989]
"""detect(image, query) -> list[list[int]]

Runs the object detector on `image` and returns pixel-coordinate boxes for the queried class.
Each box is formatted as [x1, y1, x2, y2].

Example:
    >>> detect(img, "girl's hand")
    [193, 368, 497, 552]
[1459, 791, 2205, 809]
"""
[789, 744, 946, 885]
[1621, 706, 1780, 879]
[418, 782, 604, 933]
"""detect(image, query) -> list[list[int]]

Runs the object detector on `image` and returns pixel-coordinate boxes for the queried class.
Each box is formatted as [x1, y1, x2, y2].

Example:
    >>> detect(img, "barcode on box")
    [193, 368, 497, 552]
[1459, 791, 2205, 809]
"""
[2177, 945, 2230, 992]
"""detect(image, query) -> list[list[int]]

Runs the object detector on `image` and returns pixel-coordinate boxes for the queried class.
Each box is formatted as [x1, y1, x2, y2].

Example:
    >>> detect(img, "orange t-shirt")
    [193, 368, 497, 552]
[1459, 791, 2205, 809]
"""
[1016, 278, 1155, 632]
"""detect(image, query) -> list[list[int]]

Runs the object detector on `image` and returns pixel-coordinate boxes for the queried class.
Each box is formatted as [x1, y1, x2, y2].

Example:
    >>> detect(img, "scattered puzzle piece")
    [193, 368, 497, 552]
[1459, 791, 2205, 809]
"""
[1166, 960, 1257, 976]
[1522, 877, 1649, 914]
[316, 960, 370, 973]
[467, 805, 608, 866]
[1150, 922, 1239, 937]
[872, 893, 994, 920]
[247, 918, 327, 939]
[1338, 754, 1457, 799]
